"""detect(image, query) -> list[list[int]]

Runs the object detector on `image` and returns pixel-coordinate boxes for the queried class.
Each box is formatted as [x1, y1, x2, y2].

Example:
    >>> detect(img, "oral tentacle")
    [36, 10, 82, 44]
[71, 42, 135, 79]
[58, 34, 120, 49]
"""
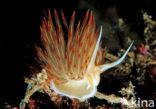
[98, 41, 134, 73]
[87, 26, 103, 72]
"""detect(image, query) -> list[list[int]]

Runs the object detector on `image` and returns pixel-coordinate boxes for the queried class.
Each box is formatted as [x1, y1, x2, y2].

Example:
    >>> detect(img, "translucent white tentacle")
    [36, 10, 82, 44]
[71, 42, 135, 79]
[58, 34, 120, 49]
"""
[87, 26, 103, 72]
[98, 41, 134, 73]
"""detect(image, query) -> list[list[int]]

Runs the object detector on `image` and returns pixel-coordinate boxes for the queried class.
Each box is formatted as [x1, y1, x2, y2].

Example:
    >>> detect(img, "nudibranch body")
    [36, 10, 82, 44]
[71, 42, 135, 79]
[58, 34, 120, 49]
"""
[35, 9, 133, 101]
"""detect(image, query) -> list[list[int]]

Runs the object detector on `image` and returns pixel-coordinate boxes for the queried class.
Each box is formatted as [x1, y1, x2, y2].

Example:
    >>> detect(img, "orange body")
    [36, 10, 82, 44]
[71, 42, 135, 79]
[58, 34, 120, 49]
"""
[35, 9, 133, 101]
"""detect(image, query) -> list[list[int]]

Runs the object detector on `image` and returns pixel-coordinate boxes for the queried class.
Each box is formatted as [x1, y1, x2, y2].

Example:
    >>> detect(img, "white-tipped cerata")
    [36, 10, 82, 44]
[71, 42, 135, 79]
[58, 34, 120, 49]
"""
[98, 41, 134, 72]
[87, 26, 103, 72]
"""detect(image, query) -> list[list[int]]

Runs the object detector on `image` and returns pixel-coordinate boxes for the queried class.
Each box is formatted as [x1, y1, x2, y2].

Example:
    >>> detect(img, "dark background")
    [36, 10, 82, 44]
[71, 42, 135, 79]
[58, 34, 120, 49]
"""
[0, 0, 155, 108]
